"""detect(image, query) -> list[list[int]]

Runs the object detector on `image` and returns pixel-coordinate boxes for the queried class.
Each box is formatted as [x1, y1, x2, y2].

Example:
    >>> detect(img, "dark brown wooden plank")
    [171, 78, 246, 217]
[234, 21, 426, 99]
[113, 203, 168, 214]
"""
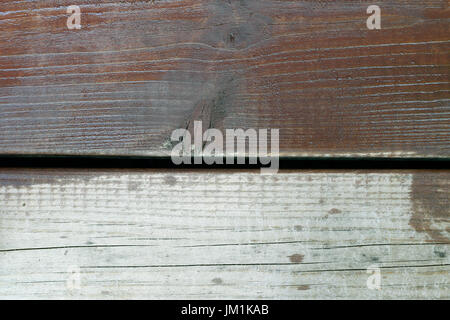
[0, 1, 449, 157]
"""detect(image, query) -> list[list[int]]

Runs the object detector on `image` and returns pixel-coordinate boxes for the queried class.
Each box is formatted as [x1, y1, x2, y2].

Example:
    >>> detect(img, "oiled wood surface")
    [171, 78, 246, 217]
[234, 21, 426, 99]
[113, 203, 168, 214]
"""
[0, 1, 449, 157]
[0, 169, 448, 299]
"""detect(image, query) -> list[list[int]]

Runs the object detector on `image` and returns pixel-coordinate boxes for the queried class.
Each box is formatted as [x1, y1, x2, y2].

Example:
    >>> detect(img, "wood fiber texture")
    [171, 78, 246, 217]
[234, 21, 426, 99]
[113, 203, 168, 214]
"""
[0, 0, 449, 157]
[0, 169, 448, 299]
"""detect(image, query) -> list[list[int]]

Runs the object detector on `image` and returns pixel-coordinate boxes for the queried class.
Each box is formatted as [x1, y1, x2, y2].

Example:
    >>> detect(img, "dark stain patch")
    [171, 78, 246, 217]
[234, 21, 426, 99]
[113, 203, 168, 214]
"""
[294, 225, 303, 231]
[228, 32, 235, 43]
[328, 208, 342, 214]
[297, 285, 310, 291]
[362, 253, 380, 263]
[289, 254, 304, 263]
[410, 173, 450, 242]
[212, 277, 223, 285]
[164, 175, 177, 186]
[434, 249, 446, 258]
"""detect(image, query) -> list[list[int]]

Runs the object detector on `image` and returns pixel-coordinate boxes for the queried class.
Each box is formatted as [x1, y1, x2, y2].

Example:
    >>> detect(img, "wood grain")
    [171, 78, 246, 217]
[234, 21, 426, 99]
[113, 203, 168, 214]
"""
[0, 0, 449, 157]
[0, 169, 448, 299]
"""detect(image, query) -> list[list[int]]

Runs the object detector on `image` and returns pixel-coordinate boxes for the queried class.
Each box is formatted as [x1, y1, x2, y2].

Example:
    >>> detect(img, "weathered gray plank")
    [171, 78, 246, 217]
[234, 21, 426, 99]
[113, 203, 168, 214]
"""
[0, 169, 448, 299]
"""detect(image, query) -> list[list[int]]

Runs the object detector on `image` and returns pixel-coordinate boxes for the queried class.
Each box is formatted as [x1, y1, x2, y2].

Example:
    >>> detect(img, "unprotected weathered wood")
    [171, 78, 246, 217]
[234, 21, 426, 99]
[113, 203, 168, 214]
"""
[0, 1, 449, 157]
[0, 169, 448, 299]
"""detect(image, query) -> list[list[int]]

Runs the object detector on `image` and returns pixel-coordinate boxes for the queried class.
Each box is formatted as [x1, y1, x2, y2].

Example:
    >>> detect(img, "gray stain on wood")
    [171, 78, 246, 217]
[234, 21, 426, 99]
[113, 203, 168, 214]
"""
[163, 175, 177, 186]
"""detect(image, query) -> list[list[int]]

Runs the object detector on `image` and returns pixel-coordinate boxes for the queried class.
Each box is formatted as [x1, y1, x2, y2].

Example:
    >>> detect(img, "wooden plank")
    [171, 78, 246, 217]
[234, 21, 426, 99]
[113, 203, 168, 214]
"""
[0, 1, 449, 157]
[0, 169, 448, 299]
